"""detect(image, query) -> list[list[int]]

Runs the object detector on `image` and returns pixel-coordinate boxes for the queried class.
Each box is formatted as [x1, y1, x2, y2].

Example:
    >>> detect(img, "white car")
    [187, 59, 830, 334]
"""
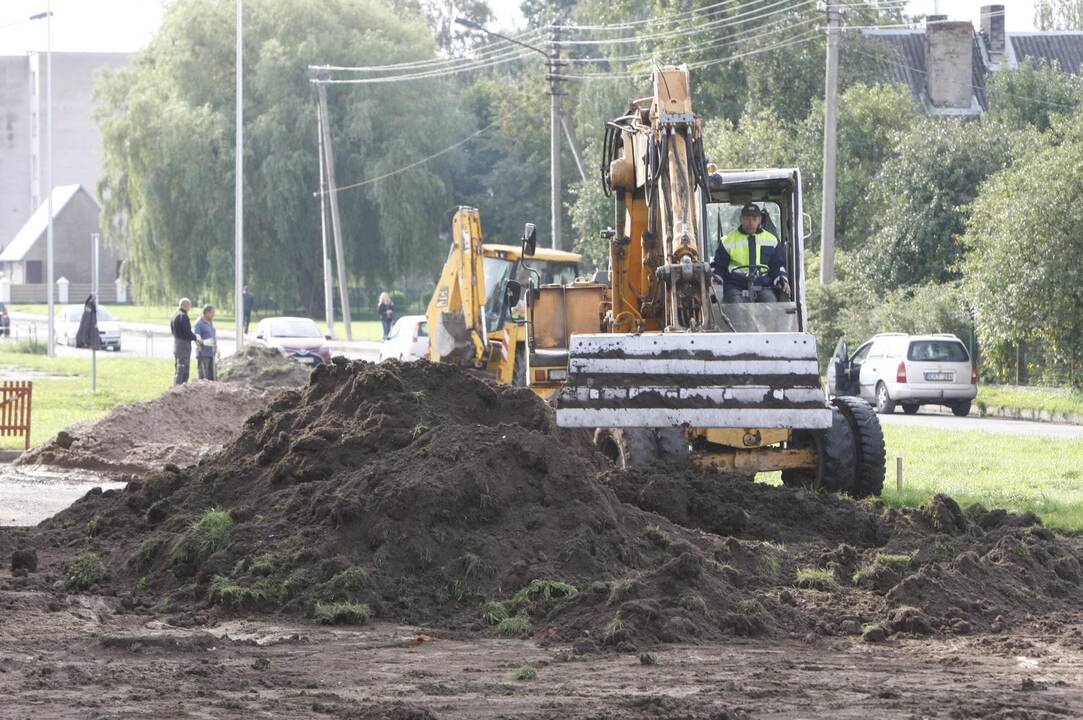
[56, 304, 122, 351]
[379, 315, 428, 361]
[828, 333, 977, 416]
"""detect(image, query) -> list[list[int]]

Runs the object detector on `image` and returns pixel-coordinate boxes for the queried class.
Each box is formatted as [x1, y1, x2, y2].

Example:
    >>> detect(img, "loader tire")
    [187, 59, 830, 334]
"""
[512, 344, 527, 387]
[593, 428, 690, 469]
[781, 408, 856, 495]
[832, 396, 886, 498]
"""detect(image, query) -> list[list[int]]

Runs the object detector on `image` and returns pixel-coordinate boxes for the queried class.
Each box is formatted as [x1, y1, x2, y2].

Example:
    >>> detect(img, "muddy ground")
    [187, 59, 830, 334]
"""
[1, 590, 1081, 719]
[2, 359, 1082, 717]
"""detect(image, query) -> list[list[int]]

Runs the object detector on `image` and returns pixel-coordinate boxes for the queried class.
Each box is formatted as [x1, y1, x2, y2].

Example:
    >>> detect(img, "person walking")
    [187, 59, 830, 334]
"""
[242, 286, 255, 335]
[170, 298, 201, 385]
[378, 292, 395, 340]
[193, 304, 217, 381]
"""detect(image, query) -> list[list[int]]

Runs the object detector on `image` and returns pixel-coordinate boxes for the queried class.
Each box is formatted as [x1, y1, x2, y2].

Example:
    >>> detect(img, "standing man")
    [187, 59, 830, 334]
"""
[194, 304, 217, 380]
[170, 298, 201, 385]
[242, 286, 255, 335]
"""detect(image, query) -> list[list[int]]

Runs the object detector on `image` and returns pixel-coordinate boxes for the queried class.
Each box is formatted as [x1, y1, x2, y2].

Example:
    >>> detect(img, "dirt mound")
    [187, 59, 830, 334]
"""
[17, 382, 278, 475]
[5, 359, 1083, 650]
[218, 344, 312, 388]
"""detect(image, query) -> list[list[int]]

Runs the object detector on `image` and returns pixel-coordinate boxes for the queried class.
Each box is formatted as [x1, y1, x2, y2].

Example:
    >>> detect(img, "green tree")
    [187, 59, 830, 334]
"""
[96, 0, 465, 312]
[962, 114, 1083, 383]
[987, 58, 1083, 132]
[857, 118, 1041, 289]
[1035, 0, 1083, 30]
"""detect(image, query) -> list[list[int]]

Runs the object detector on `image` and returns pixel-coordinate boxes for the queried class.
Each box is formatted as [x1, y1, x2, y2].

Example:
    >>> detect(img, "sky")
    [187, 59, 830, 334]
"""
[0, 0, 1042, 55]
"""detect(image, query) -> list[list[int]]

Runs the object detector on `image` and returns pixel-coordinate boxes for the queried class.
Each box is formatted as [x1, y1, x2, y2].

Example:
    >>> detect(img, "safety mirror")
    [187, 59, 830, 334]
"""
[504, 280, 522, 308]
[522, 223, 537, 256]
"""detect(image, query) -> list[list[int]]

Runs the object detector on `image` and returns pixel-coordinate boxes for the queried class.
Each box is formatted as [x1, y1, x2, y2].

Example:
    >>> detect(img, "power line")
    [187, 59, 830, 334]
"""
[313, 50, 539, 84]
[555, 0, 817, 46]
[315, 108, 523, 195]
[316, 29, 547, 73]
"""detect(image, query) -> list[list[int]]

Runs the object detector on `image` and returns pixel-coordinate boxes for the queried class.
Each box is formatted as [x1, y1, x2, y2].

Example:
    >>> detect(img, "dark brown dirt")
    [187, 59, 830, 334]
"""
[1, 359, 1082, 657]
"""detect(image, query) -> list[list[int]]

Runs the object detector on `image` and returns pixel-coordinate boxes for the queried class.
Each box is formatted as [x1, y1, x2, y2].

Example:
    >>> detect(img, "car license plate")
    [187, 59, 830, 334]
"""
[924, 371, 954, 382]
[299, 356, 318, 364]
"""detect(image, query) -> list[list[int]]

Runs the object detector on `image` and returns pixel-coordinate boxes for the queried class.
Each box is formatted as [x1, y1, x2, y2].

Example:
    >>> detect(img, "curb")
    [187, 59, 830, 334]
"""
[974, 404, 1083, 426]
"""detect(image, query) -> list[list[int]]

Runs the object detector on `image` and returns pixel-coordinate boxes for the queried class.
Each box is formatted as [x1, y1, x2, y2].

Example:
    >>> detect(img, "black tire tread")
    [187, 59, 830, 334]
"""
[820, 407, 857, 495]
[512, 343, 527, 387]
[833, 396, 886, 498]
[593, 427, 689, 469]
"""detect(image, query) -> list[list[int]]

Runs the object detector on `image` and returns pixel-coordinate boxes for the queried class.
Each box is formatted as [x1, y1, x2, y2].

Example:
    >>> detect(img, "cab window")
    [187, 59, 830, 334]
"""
[850, 343, 872, 364]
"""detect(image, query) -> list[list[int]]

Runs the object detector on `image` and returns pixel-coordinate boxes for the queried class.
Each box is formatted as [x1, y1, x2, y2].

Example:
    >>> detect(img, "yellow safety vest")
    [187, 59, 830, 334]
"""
[721, 227, 778, 272]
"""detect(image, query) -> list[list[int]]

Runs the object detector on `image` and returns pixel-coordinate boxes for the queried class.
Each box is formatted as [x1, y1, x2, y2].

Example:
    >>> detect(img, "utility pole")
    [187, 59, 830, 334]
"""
[234, 0, 244, 351]
[46, 3, 54, 356]
[548, 17, 563, 251]
[820, 0, 840, 284]
[316, 82, 353, 340]
[315, 90, 335, 339]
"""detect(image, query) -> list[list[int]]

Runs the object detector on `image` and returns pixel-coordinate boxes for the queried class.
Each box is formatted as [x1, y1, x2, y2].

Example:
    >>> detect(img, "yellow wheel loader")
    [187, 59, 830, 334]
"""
[543, 66, 885, 497]
[426, 207, 594, 397]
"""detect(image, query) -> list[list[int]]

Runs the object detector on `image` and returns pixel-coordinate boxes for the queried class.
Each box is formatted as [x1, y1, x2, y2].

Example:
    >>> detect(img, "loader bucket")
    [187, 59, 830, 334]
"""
[555, 332, 833, 429]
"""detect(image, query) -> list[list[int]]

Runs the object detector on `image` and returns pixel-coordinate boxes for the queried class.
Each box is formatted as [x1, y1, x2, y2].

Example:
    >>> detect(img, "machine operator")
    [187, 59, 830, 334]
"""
[711, 202, 791, 303]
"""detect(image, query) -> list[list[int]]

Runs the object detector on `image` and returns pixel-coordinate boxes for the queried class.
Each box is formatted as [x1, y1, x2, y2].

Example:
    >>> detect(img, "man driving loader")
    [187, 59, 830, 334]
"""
[711, 202, 790, 303]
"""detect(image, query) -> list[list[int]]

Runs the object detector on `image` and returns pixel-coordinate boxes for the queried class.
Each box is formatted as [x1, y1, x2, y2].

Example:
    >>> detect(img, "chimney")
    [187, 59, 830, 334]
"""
[925, 21, 974, 109]
[981, 5, 1006, 62]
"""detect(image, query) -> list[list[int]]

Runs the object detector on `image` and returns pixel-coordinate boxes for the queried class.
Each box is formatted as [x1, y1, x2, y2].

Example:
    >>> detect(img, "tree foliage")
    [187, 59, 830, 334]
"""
[97, 0, 465, 312]
[1034, 0, 1083, 30]
[987, 58, 1083, 132]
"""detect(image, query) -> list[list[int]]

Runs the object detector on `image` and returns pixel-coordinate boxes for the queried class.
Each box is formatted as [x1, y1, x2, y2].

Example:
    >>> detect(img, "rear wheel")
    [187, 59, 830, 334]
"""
[593, 427, 690, 469]
[950, 400, 971, 417]
[781, 407, 856, 495]
[875, 382, 896, 414]
[832, 396, 886, 498]
[901, 403, 919, 415]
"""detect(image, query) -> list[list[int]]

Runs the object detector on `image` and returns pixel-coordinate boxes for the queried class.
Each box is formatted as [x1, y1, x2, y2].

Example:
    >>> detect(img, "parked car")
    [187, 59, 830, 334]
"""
[827, 333, 977, 416]
[253, 316, 331, 365]
[379, 315, 428, 362]
[0, 303, 8, 337]
[55, 304, 122, 351]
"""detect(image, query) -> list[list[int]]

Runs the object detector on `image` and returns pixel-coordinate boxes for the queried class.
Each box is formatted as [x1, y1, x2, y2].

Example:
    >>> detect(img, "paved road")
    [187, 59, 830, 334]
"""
[0, 466, 125, 526]
[878, 408, 1083, 439]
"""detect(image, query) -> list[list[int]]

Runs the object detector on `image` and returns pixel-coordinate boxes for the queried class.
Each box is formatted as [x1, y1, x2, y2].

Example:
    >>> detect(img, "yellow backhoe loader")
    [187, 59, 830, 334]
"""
[426, 207, 593, 397]
[536, 65, 885, 496]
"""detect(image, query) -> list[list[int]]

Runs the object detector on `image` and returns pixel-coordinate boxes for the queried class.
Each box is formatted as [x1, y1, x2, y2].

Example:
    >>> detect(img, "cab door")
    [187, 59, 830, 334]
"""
[826, 339, 848, 396]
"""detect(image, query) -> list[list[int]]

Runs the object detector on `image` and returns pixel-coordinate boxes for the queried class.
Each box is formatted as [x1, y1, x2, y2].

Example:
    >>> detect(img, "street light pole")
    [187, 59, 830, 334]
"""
[234, 0, 244, 353]
[454, 17, 564, 250]
[30, 5, 55, 355]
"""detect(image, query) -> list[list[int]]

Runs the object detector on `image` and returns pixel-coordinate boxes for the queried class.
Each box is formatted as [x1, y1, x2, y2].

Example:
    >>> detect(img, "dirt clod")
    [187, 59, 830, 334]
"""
[10, 547, 37, 573]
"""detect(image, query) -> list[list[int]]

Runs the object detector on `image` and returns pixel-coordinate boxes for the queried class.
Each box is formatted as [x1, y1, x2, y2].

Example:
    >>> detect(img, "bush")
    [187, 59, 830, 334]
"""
[313, 601, 372, 625]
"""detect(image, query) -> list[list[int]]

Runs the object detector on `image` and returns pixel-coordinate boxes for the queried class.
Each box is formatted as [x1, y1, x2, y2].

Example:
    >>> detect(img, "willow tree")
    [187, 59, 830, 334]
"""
[95, 0, 465, 312]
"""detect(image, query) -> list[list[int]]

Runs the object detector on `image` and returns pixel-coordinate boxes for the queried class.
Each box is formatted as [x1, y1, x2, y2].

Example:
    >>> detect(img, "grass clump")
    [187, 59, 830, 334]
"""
[207, 576, 268, 610]
[603, 612, 626, 645]
[313, 601, 372, 625]
[607, 577, 640, 606]
[510, 664, 537, 681]
[509, 579, 578, 610]
[85, 514, 108, 538]
[126, 539, 160, 571]
[676, 592, 707, 614]
[169, 509, 234, 566]
[639, 652, 659, 665]
[64, 550, 108, 591]
[874, 553, 913, 574]
[482, 601, 509, 626]
[321, 567, 368, 601]
[643, 524, 672, 548]
[496, 613, 533, 638]
[794, 567, 841, 593]
[10, 340, 47, 355]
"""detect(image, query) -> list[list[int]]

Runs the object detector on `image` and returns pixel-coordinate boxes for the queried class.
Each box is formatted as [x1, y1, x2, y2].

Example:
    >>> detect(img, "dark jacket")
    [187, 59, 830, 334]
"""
[75, 295, 102, 350]
[710, 227, 789, 288]
[171, 309, 198, 343]
[378, 302, 394, 320]
[242, 290, 255, 315]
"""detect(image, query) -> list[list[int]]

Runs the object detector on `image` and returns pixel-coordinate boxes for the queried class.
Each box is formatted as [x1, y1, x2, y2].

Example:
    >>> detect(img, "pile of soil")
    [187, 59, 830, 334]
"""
[18, 346, 310, 476]
[4, 359, 1082, 650]
[217, 344, 313, 388]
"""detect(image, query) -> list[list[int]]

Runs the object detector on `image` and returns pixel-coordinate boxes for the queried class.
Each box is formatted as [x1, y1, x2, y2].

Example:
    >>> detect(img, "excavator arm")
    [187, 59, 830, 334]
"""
[427, 207, 487, 366]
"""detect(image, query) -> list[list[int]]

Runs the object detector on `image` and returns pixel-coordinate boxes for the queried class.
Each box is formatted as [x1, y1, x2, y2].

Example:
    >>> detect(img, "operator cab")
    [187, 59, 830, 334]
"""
[704, 169, 806, 334]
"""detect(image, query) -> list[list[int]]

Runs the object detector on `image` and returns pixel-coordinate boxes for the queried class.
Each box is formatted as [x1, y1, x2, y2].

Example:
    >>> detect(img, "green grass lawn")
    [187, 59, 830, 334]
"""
[977, 384, 1083, 419]
[879, 424, 1083, 531]
[0, 349, 171, 449]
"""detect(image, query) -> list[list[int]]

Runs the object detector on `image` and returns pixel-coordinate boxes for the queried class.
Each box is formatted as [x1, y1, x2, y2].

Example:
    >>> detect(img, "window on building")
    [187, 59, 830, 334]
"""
[26, 261, 43, 284]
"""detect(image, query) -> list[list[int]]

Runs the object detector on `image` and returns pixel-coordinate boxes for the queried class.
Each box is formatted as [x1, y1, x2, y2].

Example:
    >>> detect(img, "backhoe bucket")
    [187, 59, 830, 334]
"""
[555, 332, 833, 429]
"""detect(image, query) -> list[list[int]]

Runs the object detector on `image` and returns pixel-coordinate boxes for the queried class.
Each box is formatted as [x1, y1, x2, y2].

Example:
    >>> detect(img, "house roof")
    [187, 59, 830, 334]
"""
[1007, 32, 1083, 73]
[854, 29, 988, 114]
[0, 185, 96, 262]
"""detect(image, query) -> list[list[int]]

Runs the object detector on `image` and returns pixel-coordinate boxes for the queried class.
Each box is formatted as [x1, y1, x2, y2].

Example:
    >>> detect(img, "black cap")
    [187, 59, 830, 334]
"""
[740, 202, 760, 216]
